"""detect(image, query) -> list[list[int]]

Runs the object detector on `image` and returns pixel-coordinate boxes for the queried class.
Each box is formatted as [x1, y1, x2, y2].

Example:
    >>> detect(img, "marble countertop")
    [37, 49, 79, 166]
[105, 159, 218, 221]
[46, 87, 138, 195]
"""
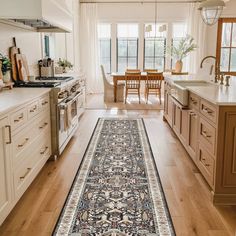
[0, 88, 51, 116]
[164, 74, 236, 106]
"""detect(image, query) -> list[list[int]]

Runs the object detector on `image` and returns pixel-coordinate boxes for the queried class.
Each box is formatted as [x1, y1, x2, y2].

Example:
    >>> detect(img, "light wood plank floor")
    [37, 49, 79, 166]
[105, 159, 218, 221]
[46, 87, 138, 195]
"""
[0, 109, 236, 236]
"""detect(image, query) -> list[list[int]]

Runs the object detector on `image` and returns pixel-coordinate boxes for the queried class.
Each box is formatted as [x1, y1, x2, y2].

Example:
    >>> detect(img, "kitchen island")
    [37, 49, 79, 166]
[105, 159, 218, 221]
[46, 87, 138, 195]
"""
[0, 87, 51, 225]
[164, 75, 236, 205]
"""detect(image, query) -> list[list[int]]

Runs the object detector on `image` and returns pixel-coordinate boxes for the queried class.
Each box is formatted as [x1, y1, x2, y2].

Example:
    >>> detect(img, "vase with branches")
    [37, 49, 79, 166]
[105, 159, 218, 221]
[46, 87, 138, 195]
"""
[169, 35, 197, 73]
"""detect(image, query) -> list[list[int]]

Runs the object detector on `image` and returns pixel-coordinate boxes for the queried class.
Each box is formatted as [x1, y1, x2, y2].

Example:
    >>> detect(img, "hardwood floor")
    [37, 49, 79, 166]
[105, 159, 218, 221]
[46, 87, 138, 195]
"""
[0, 108, 236, 236]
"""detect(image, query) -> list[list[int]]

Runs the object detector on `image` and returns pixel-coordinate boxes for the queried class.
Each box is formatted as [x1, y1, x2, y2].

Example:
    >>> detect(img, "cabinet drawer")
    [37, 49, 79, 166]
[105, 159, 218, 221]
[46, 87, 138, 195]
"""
[13, 132, 51, 199]
[39, 95, 50, 111]
[27, 101, 39, 120]
[10, 108, 27, 131]
[198, 144, 215, 187]
[200, 100, 217, 124]
[199, 118, 216, 156]
[189, 93, 200, 111]
[12, 114, 50, 167]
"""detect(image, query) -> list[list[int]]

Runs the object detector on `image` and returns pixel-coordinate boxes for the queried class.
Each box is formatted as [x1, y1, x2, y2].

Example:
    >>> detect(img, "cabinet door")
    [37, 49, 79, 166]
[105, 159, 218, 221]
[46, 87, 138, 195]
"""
[180, 109, 189, 145]
[173, 103, 181, 135]
[0, 117, 12, 225]
[188, 110, 198, 161]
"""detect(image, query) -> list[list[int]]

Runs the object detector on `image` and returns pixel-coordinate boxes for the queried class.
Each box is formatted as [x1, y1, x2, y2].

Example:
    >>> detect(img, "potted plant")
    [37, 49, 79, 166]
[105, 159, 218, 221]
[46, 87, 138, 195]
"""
[0, 54, 12, 82]
[170, 35, 197, 73]
[57, 58, 73, 73]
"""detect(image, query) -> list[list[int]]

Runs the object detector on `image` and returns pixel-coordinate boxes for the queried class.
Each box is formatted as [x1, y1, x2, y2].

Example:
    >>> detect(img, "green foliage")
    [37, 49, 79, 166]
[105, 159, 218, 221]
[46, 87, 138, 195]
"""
[57, 58, 73, 69]
[0, 53, 11, 75]
[168, 35, 197, 61]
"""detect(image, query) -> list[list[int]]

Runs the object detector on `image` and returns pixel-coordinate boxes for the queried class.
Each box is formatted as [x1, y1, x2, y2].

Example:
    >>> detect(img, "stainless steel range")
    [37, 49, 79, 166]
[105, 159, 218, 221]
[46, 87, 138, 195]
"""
[49, 77, 85, 157]
[14, 75, 85, 158]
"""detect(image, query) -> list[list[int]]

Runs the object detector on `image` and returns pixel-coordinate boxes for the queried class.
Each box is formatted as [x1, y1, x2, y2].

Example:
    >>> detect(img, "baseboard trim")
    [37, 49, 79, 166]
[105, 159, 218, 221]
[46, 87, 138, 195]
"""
[212, 193, 236, 205]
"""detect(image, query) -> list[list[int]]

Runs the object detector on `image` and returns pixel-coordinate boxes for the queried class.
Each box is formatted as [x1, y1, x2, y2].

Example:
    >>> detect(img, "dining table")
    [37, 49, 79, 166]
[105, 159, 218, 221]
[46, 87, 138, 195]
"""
[111, 72, 149, 102]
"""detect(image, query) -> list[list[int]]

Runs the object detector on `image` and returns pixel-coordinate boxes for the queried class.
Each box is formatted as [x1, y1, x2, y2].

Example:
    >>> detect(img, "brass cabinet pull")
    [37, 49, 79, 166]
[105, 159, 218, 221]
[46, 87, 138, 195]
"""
[14, 114, 23, 123]
[18, 138, 29, 147]
[30, 106, 37, 113]
[205, 164, 210, 167]
[202, 107, 213, 114]
[42, 101, 48, 106]
[40, 146, 48, 155]
[190, 97, 197, 104]
[202, 130, 211, 138]
[5, 125, 12, 144]
[39, 122, 48, 129]
[190, 112, 197, 117]
[20, 168, 31, 180]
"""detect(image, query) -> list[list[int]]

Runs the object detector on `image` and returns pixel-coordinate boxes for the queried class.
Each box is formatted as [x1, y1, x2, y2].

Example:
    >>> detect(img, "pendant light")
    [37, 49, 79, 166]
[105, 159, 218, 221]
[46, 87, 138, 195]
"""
[198, 0, 225, 26]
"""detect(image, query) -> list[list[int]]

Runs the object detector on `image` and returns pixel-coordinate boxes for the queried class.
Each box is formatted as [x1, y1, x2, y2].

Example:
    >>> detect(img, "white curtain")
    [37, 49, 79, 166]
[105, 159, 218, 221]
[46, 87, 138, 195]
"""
[187, 3, 207, 74]
[79, 4, 103, 93]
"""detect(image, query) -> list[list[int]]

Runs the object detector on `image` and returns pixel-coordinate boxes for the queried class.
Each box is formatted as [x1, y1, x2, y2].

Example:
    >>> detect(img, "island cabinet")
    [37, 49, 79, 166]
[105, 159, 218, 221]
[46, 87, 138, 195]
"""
[164, 82, 236, 205]
[0, 92, 51, 225]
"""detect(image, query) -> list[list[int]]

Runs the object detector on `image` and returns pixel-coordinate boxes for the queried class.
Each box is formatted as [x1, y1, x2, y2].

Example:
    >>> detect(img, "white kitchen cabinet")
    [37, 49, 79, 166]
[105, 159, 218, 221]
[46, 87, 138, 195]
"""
[0, 117, 13, 225]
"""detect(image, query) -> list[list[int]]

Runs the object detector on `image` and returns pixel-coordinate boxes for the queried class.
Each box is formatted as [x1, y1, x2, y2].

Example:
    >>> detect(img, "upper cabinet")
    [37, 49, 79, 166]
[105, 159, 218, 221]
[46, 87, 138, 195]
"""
[0, 0, 73, 32]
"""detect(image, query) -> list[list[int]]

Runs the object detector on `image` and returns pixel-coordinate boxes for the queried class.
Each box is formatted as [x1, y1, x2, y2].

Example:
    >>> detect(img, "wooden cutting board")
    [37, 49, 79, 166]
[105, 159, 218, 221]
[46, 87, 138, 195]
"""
[15, 53, 30, 81]
[9, 37, 19, 81]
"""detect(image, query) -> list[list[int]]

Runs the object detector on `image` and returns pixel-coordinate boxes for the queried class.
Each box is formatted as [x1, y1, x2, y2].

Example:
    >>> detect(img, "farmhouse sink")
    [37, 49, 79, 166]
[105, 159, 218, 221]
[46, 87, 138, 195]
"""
[170, 80, 216, 106]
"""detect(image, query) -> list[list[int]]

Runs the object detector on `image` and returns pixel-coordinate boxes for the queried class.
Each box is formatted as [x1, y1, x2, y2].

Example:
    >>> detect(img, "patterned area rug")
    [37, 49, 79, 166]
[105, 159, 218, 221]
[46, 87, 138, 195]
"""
[53, 118, 175, 236]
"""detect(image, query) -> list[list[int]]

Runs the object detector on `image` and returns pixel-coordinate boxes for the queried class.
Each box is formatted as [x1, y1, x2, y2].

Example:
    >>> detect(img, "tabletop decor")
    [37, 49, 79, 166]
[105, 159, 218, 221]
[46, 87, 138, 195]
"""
[57, 58, 73, 73]
[0, 53, 12, 83]
[53, 118, 175, 236]
[170, 35, 197, 73]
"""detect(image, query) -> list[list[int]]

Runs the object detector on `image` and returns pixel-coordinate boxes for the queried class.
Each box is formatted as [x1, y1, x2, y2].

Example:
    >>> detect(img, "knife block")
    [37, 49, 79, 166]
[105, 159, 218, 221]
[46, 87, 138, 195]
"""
[39, 65, 54, 77]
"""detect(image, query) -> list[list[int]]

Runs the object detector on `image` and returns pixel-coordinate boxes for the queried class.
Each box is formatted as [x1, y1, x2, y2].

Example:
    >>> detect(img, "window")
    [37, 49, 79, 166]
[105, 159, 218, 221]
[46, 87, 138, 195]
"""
[144, 23, 167, 71]
[117, 23, 138, 72]
[171, 23, 187, 70]
[217, 18, 236, 75]
[98, 23, 111, 73]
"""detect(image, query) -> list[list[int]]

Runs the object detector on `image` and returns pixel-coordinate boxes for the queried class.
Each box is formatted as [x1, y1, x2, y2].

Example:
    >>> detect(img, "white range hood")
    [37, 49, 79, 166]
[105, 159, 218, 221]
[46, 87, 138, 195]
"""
[0, 0, 73, 32]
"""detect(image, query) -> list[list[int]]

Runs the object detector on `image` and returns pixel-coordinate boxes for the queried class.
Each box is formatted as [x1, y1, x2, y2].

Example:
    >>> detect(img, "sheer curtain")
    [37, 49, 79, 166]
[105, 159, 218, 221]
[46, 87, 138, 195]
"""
[187, 3, 207, 74]
[79, 4, 103, 93]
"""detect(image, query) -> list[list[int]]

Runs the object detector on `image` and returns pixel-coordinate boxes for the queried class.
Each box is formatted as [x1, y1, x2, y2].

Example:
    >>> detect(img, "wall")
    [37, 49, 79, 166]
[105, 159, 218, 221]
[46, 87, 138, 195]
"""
[0, 22, 42, 75]
[206, 0, 236, 57]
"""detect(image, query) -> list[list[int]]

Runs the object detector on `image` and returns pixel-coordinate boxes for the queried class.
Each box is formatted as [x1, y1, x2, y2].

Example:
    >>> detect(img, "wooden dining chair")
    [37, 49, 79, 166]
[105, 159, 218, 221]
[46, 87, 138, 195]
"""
[126, 69, 141, 73]
[171, 72, 189, 75]
[125, 72, 141, 104]
[145, 72, 164, 104]
[144, 69, 158, 73]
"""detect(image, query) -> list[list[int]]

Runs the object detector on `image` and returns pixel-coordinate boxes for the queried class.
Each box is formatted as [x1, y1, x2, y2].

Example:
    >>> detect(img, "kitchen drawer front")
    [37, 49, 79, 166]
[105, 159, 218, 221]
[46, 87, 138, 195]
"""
[13, 131, 51, 200]
[189, 93, 200, 111]
[39, 95, 50, 111]
[27, 100, 39, 120]
[10, 108, 27, 131]
[12, 113, 50, 167]
[198, 144, 215, 187]
[200, 100, 217, 124]
[199, 117, 216, 156]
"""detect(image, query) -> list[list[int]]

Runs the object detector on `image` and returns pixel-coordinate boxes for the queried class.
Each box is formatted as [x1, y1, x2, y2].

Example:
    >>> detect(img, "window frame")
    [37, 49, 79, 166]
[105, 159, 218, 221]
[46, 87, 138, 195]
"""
[143, 37, 166, 71]
[216, 18, 236, 76]
[99, 38, 112, 73]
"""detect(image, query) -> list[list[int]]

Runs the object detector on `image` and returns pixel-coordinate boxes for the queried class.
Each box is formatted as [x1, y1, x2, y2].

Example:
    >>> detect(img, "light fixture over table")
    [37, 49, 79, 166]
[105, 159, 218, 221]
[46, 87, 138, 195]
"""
[198, 0, 225, 26]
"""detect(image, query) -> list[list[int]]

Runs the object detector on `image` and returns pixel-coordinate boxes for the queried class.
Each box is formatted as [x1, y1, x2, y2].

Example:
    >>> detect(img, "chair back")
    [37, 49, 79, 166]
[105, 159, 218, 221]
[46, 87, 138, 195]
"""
[146, 72, 163, 89]
[172, 72, 189, 75]
[126, 69, 141, 73]
[125, 72, 141, 89]
[144, 69, 158, 73]
[100, 65, 110, 86]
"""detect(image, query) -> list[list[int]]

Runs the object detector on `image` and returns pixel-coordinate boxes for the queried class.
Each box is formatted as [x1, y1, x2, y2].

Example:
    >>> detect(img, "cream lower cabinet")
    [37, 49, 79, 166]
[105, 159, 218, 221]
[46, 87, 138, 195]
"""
[0, 92, 51, 225]
[0, 117, 12, 225]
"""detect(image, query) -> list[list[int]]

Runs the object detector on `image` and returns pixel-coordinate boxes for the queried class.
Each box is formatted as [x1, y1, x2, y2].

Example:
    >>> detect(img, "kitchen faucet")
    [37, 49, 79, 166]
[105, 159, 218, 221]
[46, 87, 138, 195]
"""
[200, 56, 220, 83]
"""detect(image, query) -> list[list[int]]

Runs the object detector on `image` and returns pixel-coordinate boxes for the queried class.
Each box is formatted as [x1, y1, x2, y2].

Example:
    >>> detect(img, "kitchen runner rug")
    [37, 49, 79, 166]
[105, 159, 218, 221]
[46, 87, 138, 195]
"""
[53, 118, 175, 236]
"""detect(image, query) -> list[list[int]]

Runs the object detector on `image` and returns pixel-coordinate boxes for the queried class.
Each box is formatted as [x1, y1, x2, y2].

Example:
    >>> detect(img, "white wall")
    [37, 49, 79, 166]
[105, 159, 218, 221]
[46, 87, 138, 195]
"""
[206, 0, 236, 57]
[0, 23, 42, 75]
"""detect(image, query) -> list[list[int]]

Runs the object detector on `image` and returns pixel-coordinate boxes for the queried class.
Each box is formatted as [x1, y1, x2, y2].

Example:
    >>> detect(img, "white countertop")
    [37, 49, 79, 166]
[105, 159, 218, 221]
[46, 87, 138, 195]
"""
[0, 88, 51, 116]
[164, 74, 236, 106]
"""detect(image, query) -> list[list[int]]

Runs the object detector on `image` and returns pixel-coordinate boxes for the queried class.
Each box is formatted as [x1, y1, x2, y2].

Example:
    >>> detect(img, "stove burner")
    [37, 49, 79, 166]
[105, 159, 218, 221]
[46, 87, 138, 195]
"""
[14, 81, 60, 88]
[35, 76, 73, 82]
